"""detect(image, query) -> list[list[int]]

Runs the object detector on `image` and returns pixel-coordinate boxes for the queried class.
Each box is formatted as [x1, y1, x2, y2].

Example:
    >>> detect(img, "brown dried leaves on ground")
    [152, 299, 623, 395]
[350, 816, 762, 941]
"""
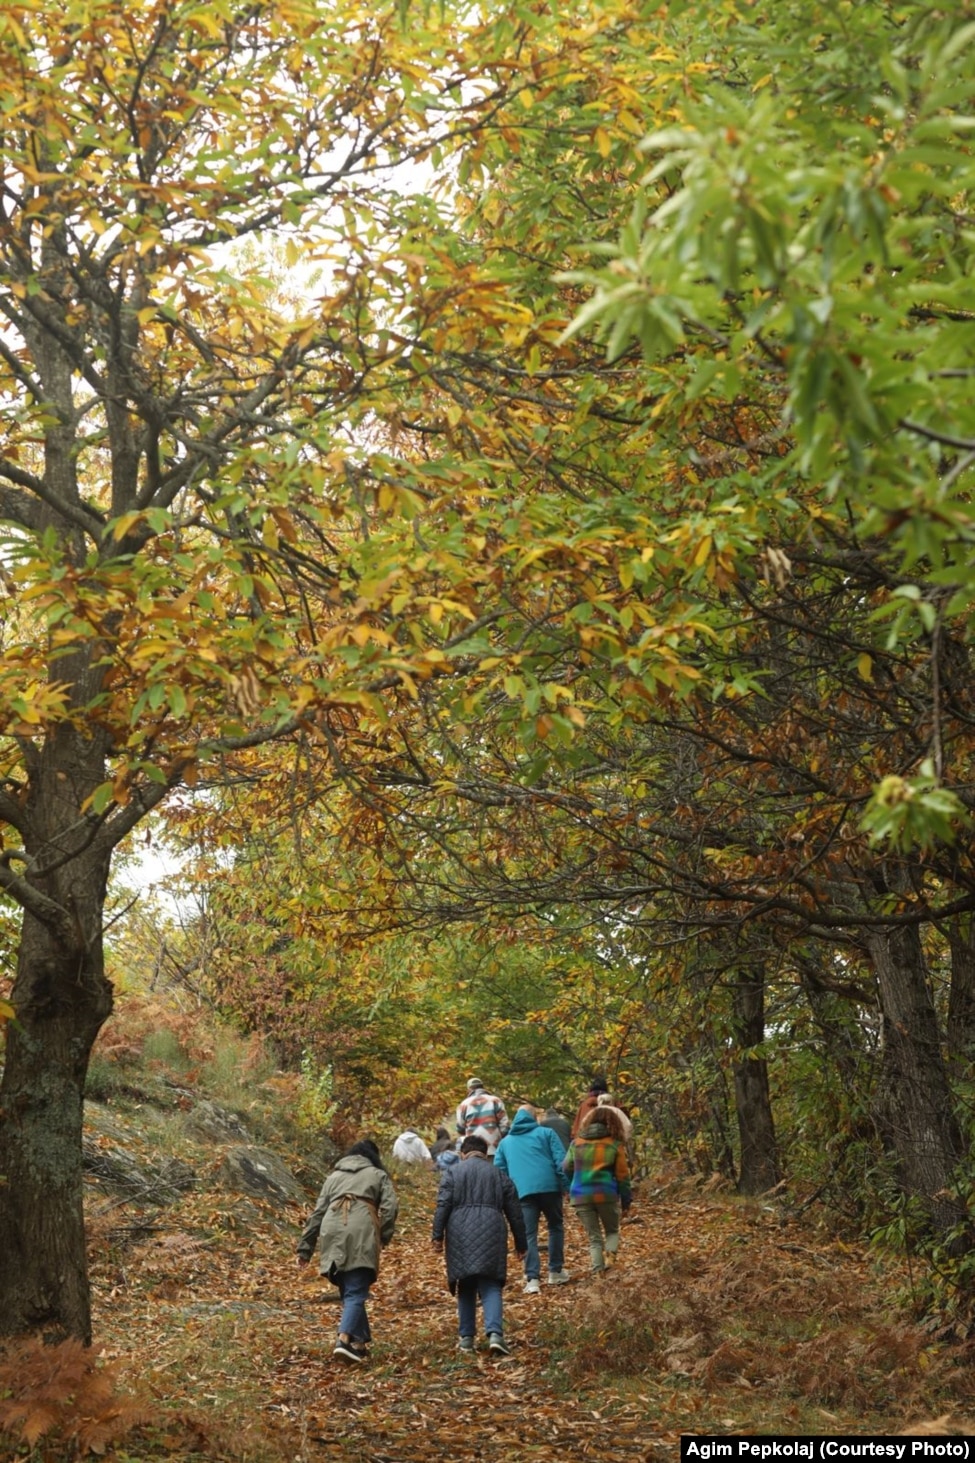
[82, 1168, 975, 1462]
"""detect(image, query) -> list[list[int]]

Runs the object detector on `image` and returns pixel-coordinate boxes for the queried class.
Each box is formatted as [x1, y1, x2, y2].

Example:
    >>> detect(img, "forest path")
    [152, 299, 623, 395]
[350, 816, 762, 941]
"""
[95, 1166, 975, 1461]
[276, 1166, 651, 1463]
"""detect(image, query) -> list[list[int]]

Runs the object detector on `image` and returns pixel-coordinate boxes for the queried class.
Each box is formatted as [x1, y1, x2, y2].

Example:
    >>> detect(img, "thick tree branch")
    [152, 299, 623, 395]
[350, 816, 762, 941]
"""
[0, 861, 75, 942]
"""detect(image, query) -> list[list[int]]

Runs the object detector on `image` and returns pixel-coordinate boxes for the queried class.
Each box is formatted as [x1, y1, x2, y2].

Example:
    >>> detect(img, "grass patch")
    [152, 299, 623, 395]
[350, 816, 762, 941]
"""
[85, 1053, 129, 1101]
[200, 1032, 280, 1110]
[143, 1026, 192, 1072]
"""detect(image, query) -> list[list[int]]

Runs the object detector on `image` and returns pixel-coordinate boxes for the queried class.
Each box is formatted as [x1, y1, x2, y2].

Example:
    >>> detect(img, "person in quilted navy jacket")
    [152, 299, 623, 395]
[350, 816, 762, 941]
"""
[431, 1134, 527, 1356]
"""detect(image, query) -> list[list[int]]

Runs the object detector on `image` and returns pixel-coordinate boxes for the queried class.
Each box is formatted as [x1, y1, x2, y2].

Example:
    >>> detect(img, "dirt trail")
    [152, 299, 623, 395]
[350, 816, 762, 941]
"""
[94, 1168, 975, 1461]
[273, 1172, 654, 1463]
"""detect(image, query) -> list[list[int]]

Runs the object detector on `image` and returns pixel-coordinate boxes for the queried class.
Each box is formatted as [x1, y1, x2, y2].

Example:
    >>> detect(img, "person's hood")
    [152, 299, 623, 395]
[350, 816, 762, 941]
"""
[580, 1118, 610, 1140]
[510, 1108, 539, 1135]
[335, 1154, 375, 1174]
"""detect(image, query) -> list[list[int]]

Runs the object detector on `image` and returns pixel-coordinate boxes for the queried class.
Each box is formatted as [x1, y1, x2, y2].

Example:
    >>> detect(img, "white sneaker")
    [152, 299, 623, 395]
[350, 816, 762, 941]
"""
[547, 1270, 571, 1285]
[523, 1277, 541, 1294]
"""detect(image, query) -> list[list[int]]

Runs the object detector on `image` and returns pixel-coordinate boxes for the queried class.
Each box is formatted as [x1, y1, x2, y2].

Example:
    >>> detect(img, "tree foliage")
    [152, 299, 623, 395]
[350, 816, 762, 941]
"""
[3, 0, 975, 1342]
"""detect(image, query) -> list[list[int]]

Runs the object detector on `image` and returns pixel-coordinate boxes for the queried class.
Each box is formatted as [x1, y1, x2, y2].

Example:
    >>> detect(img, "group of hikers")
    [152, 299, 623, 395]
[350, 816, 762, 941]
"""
[295, 1075, 634, 1364]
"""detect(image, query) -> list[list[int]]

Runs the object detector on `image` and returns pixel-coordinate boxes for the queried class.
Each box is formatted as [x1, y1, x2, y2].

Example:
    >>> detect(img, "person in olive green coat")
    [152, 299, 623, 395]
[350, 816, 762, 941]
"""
[296, 1139, 398, 1363]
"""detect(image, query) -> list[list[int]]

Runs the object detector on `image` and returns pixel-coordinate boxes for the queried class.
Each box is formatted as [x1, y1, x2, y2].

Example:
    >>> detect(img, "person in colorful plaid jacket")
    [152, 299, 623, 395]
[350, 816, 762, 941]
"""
[563, 1105, 632, 1275]
[455, 1077, 510, 1155]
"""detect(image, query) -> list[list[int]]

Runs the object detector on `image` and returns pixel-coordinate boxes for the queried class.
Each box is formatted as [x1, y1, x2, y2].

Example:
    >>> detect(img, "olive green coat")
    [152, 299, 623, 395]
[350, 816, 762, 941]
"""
[296, 1154, 398, 1281]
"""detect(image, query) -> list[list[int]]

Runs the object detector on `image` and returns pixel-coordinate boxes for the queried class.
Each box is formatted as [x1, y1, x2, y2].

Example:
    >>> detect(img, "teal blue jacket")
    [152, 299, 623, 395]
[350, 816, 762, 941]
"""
[494, 1108, 568, 1197]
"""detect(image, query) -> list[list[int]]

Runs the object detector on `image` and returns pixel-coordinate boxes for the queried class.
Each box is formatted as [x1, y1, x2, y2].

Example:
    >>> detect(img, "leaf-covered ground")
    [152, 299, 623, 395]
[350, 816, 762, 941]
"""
[84, 1161, 975, 1462]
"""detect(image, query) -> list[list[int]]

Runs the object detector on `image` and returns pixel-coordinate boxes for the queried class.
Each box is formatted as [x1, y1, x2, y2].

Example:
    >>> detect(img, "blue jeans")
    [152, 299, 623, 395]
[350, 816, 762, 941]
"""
[336, 1267, 373, 1345]
[520, 1191, 565, 1280]
[456, 1276, 503, 1338]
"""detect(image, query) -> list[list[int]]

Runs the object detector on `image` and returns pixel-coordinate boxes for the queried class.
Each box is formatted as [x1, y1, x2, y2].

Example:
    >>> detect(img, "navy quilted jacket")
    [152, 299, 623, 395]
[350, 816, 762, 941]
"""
[432, 1152, 527, 1293]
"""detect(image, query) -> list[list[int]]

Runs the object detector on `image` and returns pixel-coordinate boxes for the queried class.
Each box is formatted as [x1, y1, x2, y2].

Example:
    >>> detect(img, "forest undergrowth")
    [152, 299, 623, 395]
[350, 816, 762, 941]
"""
[5, 992, 975, 1463]
[9, 1164, 975, 1462]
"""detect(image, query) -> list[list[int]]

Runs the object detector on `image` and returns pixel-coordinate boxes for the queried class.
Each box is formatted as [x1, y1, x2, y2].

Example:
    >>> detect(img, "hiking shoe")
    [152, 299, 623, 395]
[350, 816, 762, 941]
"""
[547, 1270, 571, 1285]
[458, 1335, 475, 1352]
[487, 1332, 511, 1356]
[334, 1340, 365, 1363]
[523, 1277, 541, 1294]
[604, 1250, 618, 1270]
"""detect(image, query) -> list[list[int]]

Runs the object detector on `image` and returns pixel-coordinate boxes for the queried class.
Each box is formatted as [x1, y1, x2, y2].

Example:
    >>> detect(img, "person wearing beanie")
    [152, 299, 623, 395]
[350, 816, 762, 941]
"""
[570, 1076, 609, 1138]
[455, 1077, 510, 1155]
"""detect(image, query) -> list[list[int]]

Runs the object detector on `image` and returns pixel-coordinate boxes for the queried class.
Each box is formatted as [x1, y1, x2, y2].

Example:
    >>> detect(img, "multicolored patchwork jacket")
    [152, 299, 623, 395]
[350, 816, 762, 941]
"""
[563, 1118, 632, 1208]
[455, 1089, 510, 1153]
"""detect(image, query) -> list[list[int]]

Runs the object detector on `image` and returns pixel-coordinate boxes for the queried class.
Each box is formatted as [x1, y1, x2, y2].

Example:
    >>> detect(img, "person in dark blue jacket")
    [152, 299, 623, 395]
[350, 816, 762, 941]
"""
[431, 1134, 526, 1356]
[494, 1103, 570, 1293]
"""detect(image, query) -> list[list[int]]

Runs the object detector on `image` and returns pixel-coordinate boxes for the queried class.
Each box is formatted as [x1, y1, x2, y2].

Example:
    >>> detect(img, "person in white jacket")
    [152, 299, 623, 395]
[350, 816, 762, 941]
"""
[392, 1129, 433, 1166]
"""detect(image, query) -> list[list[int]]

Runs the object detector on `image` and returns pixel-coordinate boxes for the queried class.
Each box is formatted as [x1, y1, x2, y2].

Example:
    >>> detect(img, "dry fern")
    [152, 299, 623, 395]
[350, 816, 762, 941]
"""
[0, 1336, 154, 1457]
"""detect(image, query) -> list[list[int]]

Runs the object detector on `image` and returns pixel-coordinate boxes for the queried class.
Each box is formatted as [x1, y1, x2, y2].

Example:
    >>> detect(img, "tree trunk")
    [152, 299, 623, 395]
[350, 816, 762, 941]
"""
[947, 913, 975, 1071]
[731, 968, 781, 1195]
[0, 732, 113, 1343]
[704, 1048, 738, 1184]
[866, 919, 967, 1239]
[0, 942, 111, 1342]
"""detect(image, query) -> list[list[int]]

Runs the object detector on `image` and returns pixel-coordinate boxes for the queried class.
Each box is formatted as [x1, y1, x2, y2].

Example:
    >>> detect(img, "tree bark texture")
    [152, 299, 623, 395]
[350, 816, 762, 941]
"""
[0, 726, 114, 1342]
[947, 913, 975, 1072]
[866, 919, 967, 1239]
[731, 968, 781, 1196]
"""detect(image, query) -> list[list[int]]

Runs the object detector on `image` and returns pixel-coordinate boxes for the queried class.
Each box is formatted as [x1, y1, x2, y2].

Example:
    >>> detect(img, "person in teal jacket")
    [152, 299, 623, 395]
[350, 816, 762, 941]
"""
[494, 1104, 570, 1293]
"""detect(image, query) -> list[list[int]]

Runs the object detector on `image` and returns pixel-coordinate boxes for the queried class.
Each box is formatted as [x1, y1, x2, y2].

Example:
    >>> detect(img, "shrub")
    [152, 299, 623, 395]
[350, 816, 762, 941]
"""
[0, 1337, 153, 1458]
[539, 1276, 660, 1380]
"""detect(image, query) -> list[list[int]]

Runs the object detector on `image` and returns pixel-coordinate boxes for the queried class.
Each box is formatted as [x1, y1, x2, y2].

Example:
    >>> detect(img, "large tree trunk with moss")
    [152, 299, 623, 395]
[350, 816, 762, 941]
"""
[0, 726, 114, 1343]
[0, 937, 112, 1344]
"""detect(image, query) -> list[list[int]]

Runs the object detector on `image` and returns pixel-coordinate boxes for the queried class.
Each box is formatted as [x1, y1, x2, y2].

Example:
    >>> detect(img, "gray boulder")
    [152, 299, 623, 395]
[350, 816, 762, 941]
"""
[83, 1136, 196, 1205]
[183, 1099, 252, 1144]
[215, 1145, 307, 1206]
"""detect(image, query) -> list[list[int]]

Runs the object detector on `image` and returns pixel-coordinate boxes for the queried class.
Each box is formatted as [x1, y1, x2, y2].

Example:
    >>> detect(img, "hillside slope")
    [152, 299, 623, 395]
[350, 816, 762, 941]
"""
[88, 1162, 975, 1460]
[4, 1018, 975, 1462]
